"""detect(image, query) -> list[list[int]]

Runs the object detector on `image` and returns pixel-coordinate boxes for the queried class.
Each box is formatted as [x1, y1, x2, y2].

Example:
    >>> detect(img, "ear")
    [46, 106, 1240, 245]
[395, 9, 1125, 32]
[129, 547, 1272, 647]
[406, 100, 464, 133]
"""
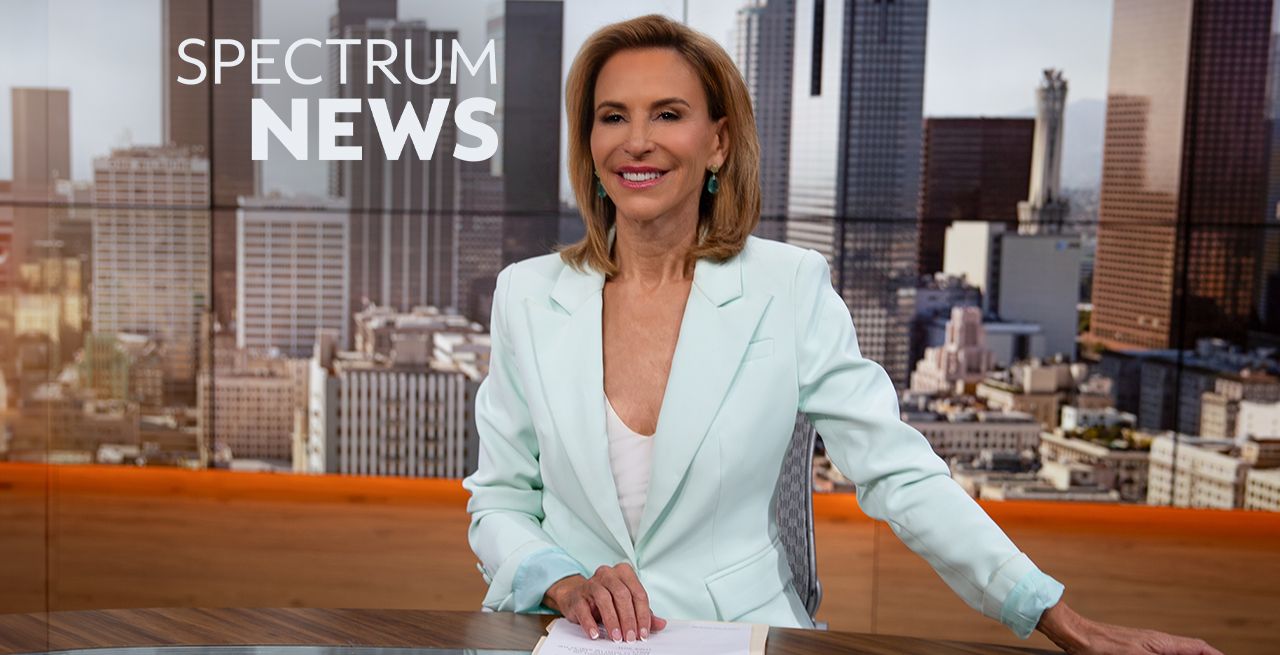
[710, 116, 730, 170]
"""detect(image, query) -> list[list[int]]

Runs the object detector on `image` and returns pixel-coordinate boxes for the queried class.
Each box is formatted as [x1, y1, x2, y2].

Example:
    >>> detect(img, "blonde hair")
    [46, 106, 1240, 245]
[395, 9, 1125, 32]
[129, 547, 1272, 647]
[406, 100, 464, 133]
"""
[558, 14, 761, 277]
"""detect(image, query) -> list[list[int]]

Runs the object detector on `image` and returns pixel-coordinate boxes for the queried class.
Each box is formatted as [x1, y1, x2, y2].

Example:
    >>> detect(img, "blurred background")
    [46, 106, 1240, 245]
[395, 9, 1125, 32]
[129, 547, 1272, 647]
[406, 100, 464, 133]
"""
[0, 0, 1278, 652]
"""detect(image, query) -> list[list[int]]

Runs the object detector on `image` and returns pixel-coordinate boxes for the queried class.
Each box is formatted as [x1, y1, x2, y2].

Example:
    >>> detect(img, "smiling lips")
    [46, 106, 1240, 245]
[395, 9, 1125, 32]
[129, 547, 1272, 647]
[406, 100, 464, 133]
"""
[616, 166, 668, 189]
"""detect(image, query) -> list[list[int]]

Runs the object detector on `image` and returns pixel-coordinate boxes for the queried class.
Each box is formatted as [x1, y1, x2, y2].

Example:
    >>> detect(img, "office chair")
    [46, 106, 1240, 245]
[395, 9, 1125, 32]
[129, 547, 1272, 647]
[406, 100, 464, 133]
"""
[774, 411, 824, 627]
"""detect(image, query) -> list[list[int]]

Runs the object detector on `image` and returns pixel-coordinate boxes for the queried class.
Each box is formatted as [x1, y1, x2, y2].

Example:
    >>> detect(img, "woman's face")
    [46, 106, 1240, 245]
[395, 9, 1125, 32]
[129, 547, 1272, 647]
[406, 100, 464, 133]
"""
[590, 47, 728, 228]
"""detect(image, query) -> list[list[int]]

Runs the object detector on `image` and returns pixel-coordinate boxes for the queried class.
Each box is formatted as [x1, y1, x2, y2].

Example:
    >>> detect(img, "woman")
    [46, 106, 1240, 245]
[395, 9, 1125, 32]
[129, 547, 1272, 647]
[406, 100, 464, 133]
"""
[463, 14, 1222, 655]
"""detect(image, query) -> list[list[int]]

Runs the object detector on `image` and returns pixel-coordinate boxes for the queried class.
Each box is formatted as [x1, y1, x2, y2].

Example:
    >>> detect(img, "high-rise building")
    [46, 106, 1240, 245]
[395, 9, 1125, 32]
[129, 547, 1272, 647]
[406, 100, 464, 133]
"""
[1260, 29, 1280, 333]
[1018, 69, 1070, 235]
[11, 88, 70, 201]
[305, 309, 487, 478]
[490, 0, 565, 266]
[733, 0, 794, 229]
[325, 0, 397, 199]
[162, 0, 260, 334]
[458, 161, 505, 328]
[162, 0, 259, 206]
[92, 146, 211, 404]
[333, 16, 461, 321]
[943, 220, 1081, 360]
[236, 198, 350, 358]
[786, 0, 929, 385]
[1089, 0, 1274, 351]
[917, 118, 1033, 276]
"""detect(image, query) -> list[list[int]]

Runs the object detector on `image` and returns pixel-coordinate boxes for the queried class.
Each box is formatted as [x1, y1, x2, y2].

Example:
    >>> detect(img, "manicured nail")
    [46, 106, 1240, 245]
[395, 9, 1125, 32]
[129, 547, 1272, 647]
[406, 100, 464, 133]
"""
[589, 629, 599, 639]
[612, 629, 622, 642]
[639, 628, 649, 640]
[626, 630, 635, 642]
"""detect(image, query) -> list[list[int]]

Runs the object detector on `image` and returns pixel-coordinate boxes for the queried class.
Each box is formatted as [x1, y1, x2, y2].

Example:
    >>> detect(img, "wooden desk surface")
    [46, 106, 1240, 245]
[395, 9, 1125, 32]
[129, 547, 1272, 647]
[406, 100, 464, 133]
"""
[0, 608, 1057, 655]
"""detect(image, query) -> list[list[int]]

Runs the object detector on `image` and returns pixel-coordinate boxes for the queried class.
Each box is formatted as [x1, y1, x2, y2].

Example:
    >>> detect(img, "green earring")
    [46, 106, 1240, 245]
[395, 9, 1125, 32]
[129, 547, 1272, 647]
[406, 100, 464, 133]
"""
[595, 171, 608, 199]
[706, 165, 720, 195]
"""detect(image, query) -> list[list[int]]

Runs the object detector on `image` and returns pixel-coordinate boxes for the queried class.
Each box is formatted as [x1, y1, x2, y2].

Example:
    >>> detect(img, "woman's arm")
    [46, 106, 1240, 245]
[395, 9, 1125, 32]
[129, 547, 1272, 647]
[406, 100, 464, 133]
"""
[463, 265, 588, 612]
[792, 248, 1225, 653]
[791, 248, 1061, 638]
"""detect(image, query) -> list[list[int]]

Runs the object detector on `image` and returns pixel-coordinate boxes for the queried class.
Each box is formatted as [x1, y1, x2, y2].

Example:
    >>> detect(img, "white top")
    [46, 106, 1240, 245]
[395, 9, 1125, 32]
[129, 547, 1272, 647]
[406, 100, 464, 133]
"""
[604, 394, 655, 542]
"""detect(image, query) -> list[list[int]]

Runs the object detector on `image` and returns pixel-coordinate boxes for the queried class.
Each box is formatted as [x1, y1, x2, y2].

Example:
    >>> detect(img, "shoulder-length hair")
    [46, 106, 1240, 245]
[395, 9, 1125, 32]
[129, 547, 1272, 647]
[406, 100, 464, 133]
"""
[558, 14, 761, 277]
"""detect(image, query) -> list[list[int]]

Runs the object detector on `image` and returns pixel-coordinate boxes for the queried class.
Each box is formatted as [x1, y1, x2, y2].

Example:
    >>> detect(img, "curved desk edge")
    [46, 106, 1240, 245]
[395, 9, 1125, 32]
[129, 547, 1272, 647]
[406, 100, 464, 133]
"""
[0, 608, 1059, 655]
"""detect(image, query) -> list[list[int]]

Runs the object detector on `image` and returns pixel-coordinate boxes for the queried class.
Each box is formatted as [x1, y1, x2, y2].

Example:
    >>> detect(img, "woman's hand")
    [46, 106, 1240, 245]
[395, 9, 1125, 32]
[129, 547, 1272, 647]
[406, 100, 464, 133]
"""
[1037, 600, 1224, 655]
[543, 563, 668, 642]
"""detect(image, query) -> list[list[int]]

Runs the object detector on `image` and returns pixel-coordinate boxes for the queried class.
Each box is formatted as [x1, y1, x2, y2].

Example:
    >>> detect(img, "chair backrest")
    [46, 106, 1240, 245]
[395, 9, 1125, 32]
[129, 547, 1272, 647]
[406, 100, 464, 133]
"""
[773, 411, 822, 623]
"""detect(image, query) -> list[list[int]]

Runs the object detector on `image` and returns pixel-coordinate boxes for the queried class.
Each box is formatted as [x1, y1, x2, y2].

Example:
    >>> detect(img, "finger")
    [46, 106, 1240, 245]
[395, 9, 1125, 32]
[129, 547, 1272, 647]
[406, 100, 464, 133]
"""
[590, 584, 623, 643]
[613, 564, 652, 640]
[1191, 638, 1224, 655]
[571, 601, 600, 640]
[652, 614, 668, 632]
[603, 575, 638, 642]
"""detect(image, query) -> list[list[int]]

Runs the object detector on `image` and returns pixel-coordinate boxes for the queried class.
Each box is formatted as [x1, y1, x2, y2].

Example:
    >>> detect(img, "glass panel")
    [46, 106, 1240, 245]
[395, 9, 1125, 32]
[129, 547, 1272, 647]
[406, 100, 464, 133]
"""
[1, 2, 56, 649]
[1, 2, 1274, 655]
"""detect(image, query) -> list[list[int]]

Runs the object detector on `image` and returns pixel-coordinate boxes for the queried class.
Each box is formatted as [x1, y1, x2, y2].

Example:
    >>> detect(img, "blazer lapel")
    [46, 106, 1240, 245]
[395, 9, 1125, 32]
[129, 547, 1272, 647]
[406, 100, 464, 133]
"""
[634, 254, 772, 547]
[523, 262, 638, 561]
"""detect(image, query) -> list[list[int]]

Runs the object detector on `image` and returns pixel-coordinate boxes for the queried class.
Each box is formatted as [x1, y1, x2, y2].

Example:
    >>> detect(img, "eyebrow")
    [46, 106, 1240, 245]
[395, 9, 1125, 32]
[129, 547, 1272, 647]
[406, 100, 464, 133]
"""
[595, 97, 693, 112]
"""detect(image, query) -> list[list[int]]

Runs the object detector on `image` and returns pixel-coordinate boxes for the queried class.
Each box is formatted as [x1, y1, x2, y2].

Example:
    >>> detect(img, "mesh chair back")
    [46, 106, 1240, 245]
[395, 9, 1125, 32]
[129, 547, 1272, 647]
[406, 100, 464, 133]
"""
[773, 412, 822, 622]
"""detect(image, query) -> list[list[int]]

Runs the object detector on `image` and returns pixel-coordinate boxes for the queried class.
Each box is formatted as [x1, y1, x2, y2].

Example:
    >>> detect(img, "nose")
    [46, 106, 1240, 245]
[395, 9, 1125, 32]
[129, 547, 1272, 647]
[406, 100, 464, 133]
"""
[622, 120, 654, 158]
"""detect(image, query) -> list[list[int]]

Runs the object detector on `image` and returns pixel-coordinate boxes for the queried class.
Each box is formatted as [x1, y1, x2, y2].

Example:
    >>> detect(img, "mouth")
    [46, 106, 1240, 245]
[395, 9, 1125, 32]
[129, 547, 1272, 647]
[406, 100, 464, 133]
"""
[615, 167, 668, 189]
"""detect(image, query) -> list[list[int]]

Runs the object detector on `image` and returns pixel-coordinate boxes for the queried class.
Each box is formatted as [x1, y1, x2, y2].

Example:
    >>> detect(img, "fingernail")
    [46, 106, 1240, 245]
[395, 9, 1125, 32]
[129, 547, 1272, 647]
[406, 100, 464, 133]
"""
[612, 629, 622, 642]
[589, 629, 599, 640]
[626, 630, 635, 642]
[640, 628, 649, 640]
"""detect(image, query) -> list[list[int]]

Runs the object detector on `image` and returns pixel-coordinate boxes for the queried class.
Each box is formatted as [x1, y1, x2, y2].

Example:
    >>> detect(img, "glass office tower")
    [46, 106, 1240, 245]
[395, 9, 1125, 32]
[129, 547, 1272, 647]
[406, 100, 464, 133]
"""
[734, 0, 795, 230]
[917, 117, 1034, 277]
[786, 0, 929, 385]
[1089, 0, 1274, 351]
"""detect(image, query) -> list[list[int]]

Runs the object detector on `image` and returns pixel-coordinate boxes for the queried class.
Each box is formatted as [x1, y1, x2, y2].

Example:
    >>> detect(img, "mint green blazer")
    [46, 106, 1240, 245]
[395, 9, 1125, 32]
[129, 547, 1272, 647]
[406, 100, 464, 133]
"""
[462, 235, 1063, 638]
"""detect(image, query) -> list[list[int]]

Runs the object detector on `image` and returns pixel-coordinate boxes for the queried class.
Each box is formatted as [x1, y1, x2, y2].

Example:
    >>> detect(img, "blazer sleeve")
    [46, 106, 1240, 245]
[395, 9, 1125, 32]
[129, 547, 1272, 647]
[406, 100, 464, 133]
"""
[792, 249, 1064, 639]
[462, 266, 589, 613]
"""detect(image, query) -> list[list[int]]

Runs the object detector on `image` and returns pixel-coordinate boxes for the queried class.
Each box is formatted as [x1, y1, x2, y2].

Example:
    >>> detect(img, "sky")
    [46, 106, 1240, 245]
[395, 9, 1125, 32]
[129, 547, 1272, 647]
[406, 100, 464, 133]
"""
[0, 0, 1115, 196]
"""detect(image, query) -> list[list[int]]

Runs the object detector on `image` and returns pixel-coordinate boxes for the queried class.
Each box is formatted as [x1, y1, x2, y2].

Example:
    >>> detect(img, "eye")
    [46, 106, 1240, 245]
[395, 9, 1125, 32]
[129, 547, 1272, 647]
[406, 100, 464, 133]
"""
[599, 113, 624, 124]
[657, 110, 680, 121]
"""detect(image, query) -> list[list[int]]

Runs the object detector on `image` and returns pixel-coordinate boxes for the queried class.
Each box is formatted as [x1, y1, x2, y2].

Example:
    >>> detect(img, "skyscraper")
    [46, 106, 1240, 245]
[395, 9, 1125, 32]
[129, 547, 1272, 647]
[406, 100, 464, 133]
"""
[92, 147, 211, 404]
[332, 15, 461, 325]
[458, 160, 505, 328]
[1018, 69, 1070, 235]
[325, 0, 397, 200]
[786, 0, 929, 385]
[1260, 28, 1280, 333]
[236, 198, 350, 358]
[917, 118, 1033, 276]
[10, 88, 70, 201]
[162, 0, 260, 334]
[1089, 0, 1274, 351]
[733, 0, 794, 229]
[162, 0, 259, 206]
[491, 0, 564, 266]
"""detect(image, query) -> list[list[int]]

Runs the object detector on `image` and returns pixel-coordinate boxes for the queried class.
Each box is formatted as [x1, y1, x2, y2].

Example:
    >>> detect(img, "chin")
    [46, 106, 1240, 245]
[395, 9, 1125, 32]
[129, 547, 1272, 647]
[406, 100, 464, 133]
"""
[613, 199, 676, 224]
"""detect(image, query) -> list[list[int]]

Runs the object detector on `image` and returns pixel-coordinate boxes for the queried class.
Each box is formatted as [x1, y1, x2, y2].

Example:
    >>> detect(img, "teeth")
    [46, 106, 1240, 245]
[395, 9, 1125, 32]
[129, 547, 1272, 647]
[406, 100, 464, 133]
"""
[621, 171, 662, 182]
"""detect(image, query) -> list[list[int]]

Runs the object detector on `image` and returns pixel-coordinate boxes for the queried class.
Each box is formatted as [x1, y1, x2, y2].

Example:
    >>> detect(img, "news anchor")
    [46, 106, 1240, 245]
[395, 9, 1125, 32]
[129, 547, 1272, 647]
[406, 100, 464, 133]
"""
[463, 14, 1220, 655]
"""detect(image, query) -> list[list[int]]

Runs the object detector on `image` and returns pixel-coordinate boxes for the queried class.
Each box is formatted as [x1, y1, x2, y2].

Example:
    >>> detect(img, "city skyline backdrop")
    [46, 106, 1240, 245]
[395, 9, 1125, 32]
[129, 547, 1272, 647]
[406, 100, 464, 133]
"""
[0, 0, 1118, 196]
[0, 0, 1278, 514]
